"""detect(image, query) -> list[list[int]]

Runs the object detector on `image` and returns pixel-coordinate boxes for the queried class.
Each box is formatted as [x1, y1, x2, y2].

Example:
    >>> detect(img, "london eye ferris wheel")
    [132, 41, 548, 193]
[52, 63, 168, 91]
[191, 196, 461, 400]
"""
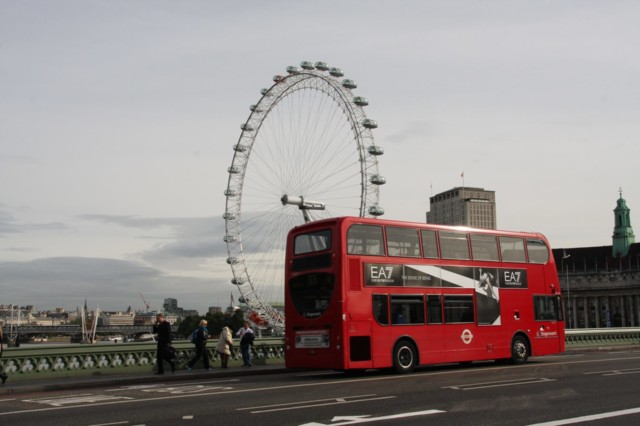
[223, 61, 386, 331]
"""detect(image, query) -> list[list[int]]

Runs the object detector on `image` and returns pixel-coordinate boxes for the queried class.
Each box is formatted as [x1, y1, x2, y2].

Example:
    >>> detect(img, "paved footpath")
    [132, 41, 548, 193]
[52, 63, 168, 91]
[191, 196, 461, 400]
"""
[0, 363, 288, 396]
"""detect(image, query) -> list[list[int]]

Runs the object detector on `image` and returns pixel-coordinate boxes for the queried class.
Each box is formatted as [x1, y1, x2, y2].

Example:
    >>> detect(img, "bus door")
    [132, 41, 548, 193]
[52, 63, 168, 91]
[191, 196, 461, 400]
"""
[533, 294, 565, 355]
[422, 294, 445, 363]
[369, 294, 391, 368]
[443, 294, 486, 361]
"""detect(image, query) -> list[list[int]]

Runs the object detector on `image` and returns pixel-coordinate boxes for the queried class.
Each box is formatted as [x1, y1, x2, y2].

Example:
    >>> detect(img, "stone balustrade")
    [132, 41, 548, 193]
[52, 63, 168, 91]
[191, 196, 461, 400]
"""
[565, 327, 640, 346]
[0, 338, 285, 378]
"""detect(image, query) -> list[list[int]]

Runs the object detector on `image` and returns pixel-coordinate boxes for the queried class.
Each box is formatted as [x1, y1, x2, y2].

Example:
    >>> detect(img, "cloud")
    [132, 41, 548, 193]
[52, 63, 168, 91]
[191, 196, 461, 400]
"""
[0, 257, 230, 313]
[0, 204, 67, 237]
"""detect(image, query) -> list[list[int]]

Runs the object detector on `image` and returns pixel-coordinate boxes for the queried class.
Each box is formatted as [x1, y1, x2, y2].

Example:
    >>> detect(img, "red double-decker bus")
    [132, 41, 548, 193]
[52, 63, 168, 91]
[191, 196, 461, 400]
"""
[284, 216, 564, 373]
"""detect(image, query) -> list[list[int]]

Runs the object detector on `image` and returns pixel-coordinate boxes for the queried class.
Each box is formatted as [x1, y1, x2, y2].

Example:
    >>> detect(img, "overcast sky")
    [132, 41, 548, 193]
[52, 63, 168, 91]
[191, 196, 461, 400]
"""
[1, 1, 639, 314]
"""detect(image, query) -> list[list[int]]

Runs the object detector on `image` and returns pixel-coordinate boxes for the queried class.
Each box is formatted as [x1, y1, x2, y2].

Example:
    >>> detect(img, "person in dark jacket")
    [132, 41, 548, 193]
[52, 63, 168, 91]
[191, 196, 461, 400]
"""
[236, 321, 254, 367]
[0, 326, 8, 385]
[187, 319, 211, 371]
[152, 313, 175, 374]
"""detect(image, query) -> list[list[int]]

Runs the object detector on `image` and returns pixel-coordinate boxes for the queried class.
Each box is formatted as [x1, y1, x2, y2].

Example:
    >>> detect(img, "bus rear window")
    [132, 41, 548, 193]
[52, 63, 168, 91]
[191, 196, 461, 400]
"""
[289, 272, 335, 318]
[295, 229, 331, 255]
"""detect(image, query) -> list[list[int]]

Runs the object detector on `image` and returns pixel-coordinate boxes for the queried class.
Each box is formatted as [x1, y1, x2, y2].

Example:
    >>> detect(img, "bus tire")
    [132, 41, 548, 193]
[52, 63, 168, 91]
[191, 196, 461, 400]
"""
[393, 340, 417, 374]
[510, 335, 529, 365]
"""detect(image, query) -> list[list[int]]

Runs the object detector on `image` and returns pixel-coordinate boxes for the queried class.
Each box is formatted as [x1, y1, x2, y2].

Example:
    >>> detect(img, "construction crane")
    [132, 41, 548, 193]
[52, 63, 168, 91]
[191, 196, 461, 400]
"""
[139, 292, 151, 313]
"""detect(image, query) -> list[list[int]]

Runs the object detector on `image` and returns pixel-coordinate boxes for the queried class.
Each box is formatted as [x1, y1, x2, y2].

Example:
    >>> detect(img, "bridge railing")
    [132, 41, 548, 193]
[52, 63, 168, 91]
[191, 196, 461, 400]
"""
[0, 338, 285, 379]
[1, 330, 639, 378]
[564, 327, 640, 346]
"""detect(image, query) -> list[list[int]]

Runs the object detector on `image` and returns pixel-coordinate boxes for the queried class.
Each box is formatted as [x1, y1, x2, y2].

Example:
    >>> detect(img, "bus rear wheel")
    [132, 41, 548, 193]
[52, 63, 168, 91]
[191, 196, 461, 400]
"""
[510, 335, 529, 365]
[393, 340, 417, 374]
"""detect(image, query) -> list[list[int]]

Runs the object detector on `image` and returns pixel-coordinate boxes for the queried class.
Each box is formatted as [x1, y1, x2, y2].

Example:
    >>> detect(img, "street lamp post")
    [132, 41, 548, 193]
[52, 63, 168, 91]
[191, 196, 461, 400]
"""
[562, 251, 571, 329]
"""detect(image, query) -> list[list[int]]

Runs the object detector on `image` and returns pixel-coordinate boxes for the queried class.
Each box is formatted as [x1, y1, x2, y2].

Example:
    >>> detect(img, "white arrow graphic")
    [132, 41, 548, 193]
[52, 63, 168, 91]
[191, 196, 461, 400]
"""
[300, 409, 445, 425]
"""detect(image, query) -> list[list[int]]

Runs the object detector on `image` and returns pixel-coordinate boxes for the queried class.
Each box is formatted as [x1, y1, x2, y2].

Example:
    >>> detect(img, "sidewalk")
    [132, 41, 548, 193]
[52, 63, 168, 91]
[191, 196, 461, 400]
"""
[0, 363, 288, 396]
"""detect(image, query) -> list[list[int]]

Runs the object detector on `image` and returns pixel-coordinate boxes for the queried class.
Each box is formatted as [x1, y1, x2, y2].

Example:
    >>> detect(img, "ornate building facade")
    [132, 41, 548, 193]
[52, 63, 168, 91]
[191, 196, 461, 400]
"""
[553, 191, 640, 328]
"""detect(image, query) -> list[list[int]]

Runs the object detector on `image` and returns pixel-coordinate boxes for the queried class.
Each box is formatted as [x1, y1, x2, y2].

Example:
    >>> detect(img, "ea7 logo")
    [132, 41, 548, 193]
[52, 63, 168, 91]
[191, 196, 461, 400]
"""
[370, 265, 395, 279]
[503, 270, 521, 283]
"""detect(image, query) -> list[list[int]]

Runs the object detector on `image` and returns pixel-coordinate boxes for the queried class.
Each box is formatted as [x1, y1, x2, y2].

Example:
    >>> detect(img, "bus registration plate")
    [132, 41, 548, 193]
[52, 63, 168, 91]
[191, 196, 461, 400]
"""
[295, 330, 330, 348]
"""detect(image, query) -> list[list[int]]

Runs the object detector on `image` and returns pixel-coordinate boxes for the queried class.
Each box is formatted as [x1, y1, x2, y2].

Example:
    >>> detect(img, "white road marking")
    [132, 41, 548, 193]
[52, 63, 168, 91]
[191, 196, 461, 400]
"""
[443, 377, 555, 390]
[528, 406, 640, 425]
[300, 409, 445, 425]
[244, 395, 396, 414]
[23, 394, 133, 407]
[584, 367, 640, 376]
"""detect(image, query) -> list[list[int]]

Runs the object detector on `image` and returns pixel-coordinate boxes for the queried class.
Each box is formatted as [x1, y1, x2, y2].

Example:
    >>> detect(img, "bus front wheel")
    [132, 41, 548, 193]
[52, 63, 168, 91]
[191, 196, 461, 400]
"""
[393, 340, 417, 374]
[510, 335, 529, 365]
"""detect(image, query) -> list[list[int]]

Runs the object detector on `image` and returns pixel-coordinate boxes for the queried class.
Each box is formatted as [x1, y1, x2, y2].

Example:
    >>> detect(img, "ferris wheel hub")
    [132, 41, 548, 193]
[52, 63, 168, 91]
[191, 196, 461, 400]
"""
[281, 194, 326, 211]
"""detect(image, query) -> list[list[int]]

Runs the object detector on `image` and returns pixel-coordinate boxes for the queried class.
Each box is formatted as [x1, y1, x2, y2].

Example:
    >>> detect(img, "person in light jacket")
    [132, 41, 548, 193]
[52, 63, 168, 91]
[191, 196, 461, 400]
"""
[215, 326, 234, 368]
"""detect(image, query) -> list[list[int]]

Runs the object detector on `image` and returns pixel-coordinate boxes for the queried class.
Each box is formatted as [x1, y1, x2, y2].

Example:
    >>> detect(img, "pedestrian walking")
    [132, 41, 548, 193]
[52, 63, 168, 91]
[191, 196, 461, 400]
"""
[152, 313, 175, 374]
[236, 321, 254, 367]
[215, 326, 233, 368]
[187, 319, 210, 371]
[0, 325, 8, 385]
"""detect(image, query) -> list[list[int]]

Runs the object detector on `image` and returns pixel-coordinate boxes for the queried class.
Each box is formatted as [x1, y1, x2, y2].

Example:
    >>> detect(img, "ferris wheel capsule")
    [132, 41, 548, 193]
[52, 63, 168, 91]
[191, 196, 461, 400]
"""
[368, 145, 384, 155]
[329, 67, 344, 77]
[368, 205, 385, 216]
[353, 96, 368, 106]
[342, 79, 357, 89]
[273, 75, 284, 82]
[370, 174, 386, 185]
[241, 123, 254, 131]
[315, 61, 329, 71]
[362, 118, 378, 129]
[300, 61, 315, 70]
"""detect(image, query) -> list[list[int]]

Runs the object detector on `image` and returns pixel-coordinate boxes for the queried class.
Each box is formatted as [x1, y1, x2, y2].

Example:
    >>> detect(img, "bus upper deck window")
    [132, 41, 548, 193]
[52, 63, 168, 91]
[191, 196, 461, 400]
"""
[499, 236, 526, 262]
[386, 227, 420, 257]
[439, 230, 470, 260]
[421, 230, 439, 258]
[347, 224, 384, 256]
[470, 234, 499, 261]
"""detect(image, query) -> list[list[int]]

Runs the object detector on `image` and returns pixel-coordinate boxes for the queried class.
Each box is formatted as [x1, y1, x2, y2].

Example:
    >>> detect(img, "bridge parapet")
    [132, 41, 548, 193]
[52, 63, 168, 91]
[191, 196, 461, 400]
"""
[565, 327, 640, 346]
[0, 338, 285, 378]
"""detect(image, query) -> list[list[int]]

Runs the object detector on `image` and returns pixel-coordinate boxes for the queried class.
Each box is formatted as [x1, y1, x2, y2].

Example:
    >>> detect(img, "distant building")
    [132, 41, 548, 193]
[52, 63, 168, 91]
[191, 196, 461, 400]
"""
[162, 297, 199, 318]
[554, 191, 640, 328]
[163, 298, 178, 312]
[208, 306, 223, 314]
[427, 186, 496, 229]
[100, 311, 135, 326]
